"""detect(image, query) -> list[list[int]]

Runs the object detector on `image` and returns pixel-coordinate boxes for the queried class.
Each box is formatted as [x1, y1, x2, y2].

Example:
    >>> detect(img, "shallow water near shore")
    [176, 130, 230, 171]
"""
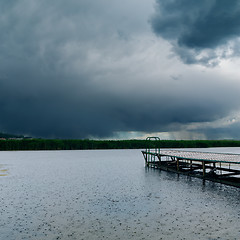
[0, 148, 240, 240]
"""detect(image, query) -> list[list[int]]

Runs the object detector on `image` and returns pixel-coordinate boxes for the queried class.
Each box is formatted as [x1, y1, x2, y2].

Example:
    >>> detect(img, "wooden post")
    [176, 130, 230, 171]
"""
[147, 153, 149, 167]
[157, 154, 161, 166]
[177, 158, 179, 171]
[145, 153, 148, 166]
[144, 152, 149, 167]
[202, 161, 205, 177]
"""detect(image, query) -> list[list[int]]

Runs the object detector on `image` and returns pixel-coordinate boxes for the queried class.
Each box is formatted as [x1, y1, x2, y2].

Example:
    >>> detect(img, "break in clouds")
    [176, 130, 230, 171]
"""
[1, 0, 240, 139]
[151, 0, 240, 66]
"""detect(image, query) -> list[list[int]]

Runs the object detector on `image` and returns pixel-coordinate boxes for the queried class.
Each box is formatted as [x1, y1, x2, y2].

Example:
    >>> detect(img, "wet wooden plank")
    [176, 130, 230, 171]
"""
[159, 150, 240, 164]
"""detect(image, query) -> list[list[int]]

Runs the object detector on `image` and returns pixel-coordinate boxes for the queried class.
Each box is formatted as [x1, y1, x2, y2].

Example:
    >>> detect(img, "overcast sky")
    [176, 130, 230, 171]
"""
[1, 0, 240, 139]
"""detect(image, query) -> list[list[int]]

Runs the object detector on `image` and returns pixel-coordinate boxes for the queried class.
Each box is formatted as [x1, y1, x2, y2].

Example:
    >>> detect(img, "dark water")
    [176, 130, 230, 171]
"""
[0, 149, 239, 240]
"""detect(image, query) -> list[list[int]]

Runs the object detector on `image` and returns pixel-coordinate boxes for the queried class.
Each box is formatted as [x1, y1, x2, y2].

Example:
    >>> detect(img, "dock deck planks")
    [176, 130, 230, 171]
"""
[159, 150, 240, 164]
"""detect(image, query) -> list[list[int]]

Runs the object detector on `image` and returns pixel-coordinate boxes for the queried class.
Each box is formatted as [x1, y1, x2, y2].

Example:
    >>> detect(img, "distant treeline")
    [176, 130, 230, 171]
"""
[1, 139, 240, 151]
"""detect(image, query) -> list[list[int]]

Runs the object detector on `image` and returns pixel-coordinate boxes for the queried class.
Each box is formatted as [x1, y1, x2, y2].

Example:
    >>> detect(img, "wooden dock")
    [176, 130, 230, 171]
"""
[142, 138, 240, 188]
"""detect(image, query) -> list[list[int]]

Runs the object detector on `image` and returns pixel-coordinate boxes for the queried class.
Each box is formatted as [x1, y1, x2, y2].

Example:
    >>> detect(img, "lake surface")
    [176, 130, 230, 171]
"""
[0, 148, 240, 240]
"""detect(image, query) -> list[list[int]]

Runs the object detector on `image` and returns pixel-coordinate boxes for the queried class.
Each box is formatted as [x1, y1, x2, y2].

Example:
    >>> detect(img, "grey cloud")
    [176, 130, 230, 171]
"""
[0, 0, 155, 138]
[189, 121, 240, 140]
[1, 60, 239, 139]
[1, 0, 240, 139]
[151, 0, 240, 65]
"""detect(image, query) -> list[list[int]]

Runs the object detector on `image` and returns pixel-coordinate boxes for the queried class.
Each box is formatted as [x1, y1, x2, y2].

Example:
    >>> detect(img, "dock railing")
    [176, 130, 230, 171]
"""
[145, 137, 160, 165]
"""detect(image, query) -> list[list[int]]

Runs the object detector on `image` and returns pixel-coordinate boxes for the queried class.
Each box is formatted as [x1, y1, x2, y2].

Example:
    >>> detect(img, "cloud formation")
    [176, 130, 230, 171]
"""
[151, 0, 240, 66]
[0, 0, 240, 139]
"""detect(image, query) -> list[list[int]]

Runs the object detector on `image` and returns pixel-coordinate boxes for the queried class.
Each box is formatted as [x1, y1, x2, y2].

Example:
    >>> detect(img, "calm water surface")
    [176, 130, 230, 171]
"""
[0, 148, 240, 240]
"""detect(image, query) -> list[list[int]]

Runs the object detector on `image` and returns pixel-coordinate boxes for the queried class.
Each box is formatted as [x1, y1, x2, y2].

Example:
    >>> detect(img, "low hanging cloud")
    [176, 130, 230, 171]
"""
[151, 0, 240, 66]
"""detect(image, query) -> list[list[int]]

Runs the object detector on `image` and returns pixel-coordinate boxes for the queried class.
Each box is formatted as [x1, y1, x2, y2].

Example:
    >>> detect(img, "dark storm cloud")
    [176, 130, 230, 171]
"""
[151, 0, 240, 65]
[1, 0, 240, 139]
[0, 0, 157, 138]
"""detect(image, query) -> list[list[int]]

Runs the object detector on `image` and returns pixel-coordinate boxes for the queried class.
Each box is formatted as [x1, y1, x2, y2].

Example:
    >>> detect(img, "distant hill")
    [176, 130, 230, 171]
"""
[0, 132, 24, 139]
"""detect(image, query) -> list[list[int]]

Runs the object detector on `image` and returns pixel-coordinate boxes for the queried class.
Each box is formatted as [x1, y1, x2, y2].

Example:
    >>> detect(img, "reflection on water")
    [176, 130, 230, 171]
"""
[0, 164, 8, 176]
[0, 149, 239, 240]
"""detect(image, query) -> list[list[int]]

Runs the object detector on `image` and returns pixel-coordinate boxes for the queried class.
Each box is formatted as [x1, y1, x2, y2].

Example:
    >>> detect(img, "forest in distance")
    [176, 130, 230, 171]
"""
[1, 139, 240, 151]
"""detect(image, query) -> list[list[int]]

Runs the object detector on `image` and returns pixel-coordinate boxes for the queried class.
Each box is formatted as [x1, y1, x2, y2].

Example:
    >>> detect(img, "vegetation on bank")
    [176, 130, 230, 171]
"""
[1, 139, 240, 151]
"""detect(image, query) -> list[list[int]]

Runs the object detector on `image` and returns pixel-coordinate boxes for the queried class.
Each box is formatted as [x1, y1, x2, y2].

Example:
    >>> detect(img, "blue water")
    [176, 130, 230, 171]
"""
[0, 149, 239, 239]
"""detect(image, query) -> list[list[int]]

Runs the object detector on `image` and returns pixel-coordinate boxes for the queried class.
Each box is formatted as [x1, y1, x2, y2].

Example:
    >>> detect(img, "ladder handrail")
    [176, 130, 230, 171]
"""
[146, 136, 160, 154]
